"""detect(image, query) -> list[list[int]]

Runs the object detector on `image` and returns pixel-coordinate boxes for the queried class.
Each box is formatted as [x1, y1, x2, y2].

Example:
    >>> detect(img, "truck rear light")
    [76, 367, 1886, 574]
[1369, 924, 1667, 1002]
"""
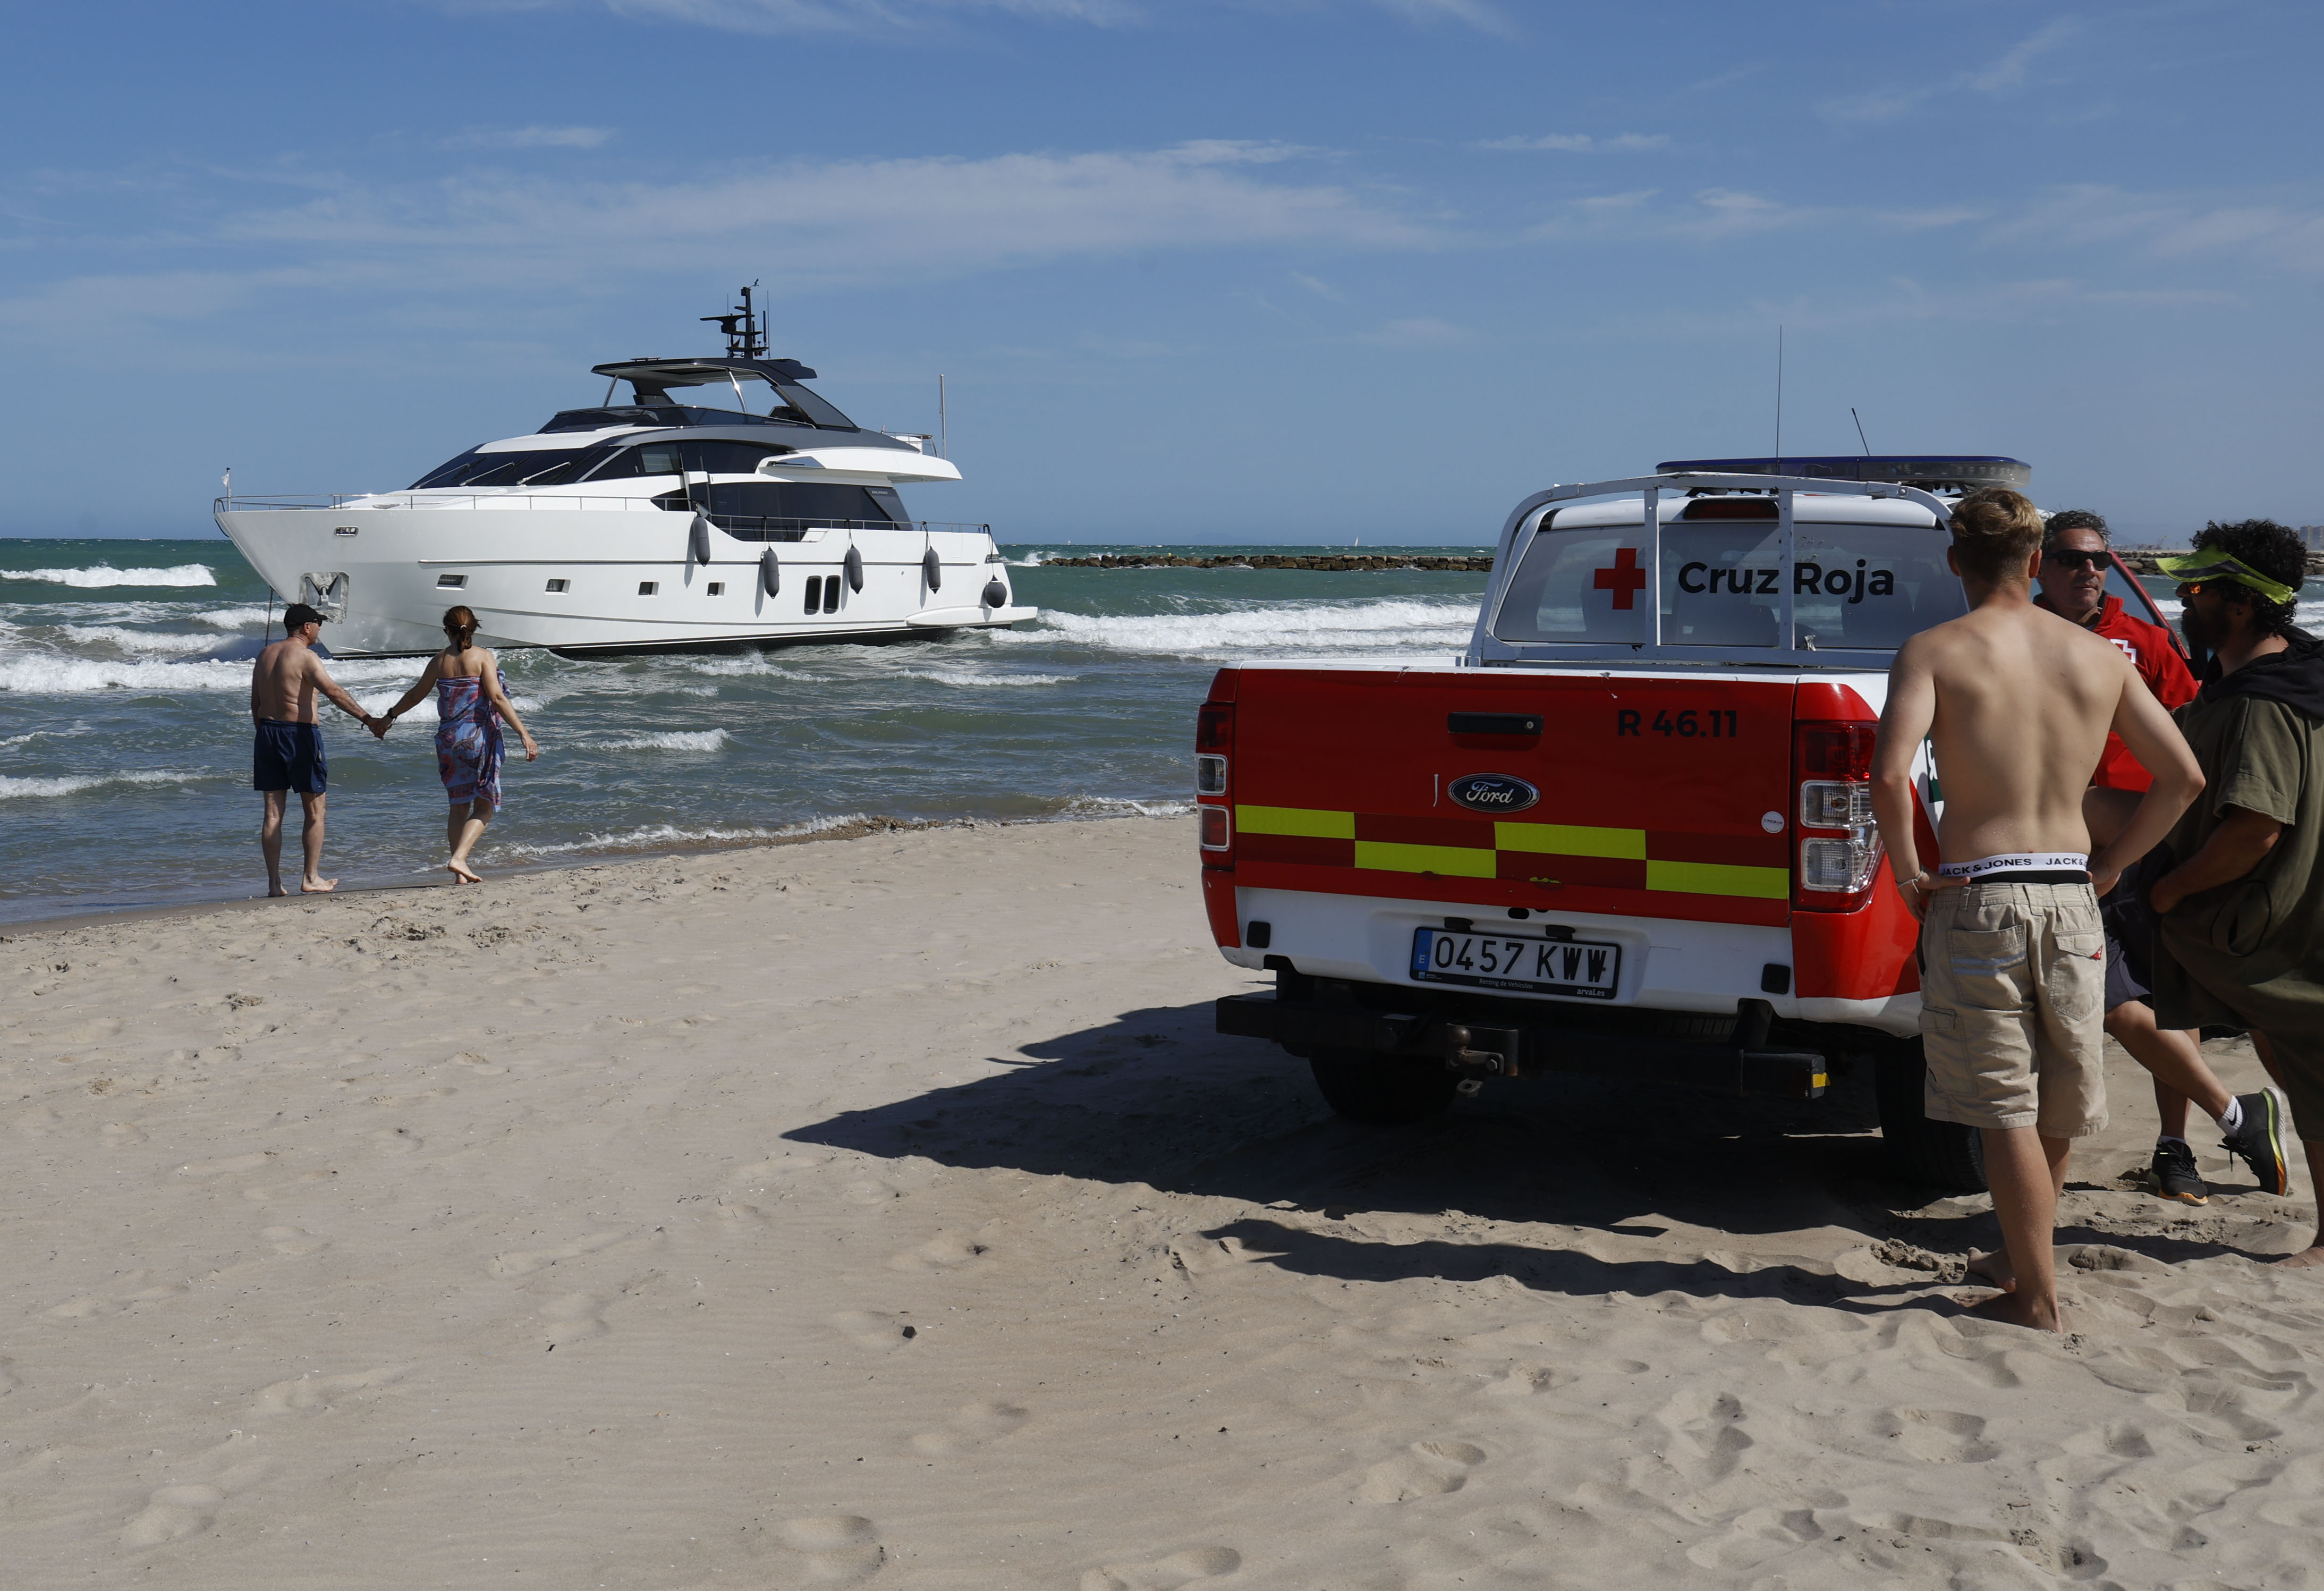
[1196, 698, 1235, 865]
[1800, 834, 1881, 892]
[1195, 754, 1227, 794]
[1195, 703, 1234, 754]
[1200, 806, 1232, 850]
[1793, 720, 1882, 910]
[1799, 781, 1873, 828]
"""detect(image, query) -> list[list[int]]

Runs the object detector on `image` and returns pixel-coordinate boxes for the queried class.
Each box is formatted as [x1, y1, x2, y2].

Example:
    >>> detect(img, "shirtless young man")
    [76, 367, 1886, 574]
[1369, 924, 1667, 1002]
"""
[1871, 489, 2204, 1332]
[249, 604, 378, 896]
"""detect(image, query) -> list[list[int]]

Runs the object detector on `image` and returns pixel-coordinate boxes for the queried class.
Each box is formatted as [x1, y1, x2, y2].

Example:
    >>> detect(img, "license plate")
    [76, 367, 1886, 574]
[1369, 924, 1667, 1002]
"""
[1409, 928, 1622, 1000]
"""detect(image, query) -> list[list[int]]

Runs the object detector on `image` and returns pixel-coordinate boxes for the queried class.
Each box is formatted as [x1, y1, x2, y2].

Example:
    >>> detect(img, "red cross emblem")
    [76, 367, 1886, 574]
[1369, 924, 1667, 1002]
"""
[1593, 547, 1647, 610]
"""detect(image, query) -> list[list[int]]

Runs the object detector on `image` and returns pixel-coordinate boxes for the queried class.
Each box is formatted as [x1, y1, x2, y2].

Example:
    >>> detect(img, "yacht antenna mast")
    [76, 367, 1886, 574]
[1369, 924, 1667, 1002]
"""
[703, 283, 768, 359]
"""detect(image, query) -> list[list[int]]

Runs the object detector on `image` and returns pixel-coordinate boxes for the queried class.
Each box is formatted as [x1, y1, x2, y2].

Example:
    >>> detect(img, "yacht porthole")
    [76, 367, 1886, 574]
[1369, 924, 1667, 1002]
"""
[638, 581, 659, 596]
[545, 578, 569, 594]
[707, 581, 725, 596]
[436, 573, 467, 589]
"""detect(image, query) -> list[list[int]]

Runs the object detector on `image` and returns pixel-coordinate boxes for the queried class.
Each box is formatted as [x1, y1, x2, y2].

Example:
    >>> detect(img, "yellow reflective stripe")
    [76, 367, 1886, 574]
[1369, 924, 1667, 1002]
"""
[1646, 860, 1790, 899]
[1495, 822, 1647, 859]
[1354, 840, 1498, 878]
[1235, 805, 1355, 839]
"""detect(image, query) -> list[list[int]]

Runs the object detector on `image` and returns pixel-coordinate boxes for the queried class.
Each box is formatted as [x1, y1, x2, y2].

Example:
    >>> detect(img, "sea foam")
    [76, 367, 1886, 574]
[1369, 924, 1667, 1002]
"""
[0, 771, 203, 800]
[2, 563, 217, 589]
[1005, 597, 1478, 659]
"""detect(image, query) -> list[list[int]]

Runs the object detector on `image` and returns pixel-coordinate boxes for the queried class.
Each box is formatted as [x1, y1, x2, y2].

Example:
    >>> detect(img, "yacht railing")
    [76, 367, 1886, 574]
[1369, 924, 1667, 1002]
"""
[216, 493, 991, 537]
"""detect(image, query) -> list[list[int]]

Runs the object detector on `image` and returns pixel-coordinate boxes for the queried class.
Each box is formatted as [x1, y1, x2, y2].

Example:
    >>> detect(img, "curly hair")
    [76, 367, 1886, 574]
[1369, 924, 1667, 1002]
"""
[2043, 509, 2108, 553]
[1949, 488, 2045, 583]
[2192, 518, 2307, 639]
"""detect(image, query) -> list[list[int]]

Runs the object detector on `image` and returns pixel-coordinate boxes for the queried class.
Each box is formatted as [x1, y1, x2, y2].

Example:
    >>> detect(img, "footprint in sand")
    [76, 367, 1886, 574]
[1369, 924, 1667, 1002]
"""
[177, 1151, 277, 1179]
[118, 1454, 270, 1546]
[1485, 1364, 1573, 1397]
[1357, 1440, 1487, 1503]
[1078, 1545, 1241, 1590]
[47, 1279, 187, 1321]
[909, 1400, 1029, 1456]
[261, 1225, 327, 1256]
[490, 1230, 629, 1279]
[827, 1310, 919, 1349]
[121, 1484, 226, 1546]
[887, 1231, 992, 1273]
[0, 1356, 17, 1397]
[844, 1180, 903, 1207]
[101, 1122, 146, 1149]
[242, 1169, 336, 1204]
[776, 1515, 885, 1584]
[1875, 1407, 1999, 1464]
[252, 1366, 404, 1415]
[538, 1293, 609, 1349]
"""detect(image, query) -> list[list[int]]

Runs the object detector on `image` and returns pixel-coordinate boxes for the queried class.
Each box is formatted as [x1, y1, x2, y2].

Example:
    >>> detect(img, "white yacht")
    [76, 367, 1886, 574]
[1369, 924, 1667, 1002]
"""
[214, 292, 1036, 657]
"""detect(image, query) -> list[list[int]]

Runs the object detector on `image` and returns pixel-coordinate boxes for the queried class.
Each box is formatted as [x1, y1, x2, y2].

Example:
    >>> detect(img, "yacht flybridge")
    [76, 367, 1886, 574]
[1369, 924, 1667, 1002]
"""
[214, 291, 1036, 657]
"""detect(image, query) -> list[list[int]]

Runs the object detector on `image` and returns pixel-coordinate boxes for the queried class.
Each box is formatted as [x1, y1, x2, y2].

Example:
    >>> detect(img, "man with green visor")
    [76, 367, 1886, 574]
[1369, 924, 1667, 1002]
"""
[2143, 520, 2315, 1260]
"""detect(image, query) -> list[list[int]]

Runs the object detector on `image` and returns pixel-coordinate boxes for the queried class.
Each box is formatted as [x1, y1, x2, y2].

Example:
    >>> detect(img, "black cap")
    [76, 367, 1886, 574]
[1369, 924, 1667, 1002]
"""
[281, 603, 328, 630]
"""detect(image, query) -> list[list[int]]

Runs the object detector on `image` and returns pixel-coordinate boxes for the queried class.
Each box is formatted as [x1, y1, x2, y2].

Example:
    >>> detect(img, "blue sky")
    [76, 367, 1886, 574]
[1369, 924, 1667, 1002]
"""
[3, 0, 2319, 542]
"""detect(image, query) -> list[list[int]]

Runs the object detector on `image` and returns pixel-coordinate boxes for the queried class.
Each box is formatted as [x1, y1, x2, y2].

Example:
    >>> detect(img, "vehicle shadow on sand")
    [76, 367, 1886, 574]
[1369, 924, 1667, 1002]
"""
[781, 997, 2180, 1294]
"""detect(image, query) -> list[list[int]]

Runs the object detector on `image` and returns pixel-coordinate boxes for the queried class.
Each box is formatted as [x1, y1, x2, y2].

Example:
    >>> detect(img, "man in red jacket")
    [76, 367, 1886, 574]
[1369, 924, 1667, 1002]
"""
[2038, 510, 2283, 1205]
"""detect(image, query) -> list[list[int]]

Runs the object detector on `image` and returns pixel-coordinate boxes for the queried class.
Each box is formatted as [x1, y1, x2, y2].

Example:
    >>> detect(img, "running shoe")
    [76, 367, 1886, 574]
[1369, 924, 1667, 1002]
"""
[2150, 1139, 2209, 1205]
[2225, 1089, 2291, 1196]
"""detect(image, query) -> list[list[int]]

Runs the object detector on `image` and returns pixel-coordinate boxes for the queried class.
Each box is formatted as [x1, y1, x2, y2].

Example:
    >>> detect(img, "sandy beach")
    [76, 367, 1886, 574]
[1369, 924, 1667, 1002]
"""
[6, 813, 2323, 1588]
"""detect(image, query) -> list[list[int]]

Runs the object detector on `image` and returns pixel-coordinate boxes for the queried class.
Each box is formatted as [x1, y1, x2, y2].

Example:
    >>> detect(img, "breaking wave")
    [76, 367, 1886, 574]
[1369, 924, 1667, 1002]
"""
[596, 729, 731, 752]
[0, 770, 204, 800]
[2, 563, 216, 589]
[1006, 597, 1478, 659]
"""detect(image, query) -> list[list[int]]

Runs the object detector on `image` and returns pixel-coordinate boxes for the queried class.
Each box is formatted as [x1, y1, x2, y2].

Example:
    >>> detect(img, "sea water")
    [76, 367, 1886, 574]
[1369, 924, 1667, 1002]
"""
[0, 537, 1488, 924]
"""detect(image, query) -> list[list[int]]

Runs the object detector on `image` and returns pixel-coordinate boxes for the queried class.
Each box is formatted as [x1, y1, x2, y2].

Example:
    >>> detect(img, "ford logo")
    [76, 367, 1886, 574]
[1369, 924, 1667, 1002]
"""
[1448, 773, 1539, 814]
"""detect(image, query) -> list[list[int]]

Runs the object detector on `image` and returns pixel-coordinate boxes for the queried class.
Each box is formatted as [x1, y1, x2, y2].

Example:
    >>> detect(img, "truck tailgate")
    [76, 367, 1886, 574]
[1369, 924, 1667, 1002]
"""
[1233, 669, 1798, 928]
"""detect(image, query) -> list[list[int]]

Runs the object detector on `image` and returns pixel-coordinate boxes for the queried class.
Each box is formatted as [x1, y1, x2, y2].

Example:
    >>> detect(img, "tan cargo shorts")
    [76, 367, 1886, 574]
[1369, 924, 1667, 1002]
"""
[1918, 879, 2109, 1138]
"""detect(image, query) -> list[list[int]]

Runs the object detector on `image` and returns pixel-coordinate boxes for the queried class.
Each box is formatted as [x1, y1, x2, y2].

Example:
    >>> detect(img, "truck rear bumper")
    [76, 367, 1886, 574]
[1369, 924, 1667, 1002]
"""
[1216, 991, 1829, 1101]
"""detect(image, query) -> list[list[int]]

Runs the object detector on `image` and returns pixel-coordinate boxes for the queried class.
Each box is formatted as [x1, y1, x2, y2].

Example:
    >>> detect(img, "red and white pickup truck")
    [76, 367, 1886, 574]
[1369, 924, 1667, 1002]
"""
[1199, 457, 2177, 1190]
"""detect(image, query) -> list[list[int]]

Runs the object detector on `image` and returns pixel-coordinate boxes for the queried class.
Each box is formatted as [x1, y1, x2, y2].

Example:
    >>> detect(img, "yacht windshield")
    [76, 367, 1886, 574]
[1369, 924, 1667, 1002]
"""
[618, 369, 858, 429]
[409, 444, 616, 490]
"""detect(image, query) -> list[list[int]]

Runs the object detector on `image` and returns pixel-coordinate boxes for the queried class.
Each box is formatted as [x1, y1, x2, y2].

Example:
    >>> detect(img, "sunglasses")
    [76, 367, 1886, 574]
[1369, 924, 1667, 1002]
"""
[2043, 551, 2108, 571]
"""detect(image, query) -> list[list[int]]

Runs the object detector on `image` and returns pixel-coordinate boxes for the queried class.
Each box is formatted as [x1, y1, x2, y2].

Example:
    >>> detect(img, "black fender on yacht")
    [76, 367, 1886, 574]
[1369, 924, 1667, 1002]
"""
[688, 513, 711, 568]
[760, 546, 780, 597]
[982, 578, 1008, 609]
[922, 545, 942, 591]
[844, 543, 864, 593]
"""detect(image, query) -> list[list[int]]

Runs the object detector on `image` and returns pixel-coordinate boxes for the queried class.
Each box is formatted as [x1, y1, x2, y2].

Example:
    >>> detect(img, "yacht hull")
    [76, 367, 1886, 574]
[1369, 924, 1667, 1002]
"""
[214, 505, 1033, 657]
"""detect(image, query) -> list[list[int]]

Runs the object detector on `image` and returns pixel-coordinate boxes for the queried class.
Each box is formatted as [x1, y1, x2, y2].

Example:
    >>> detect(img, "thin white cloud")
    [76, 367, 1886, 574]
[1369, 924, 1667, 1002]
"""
[1988, 183, 2324, 272]
[1365, 0, 1512, 35]
[1351, 315, 1468, 346]
[1290, 271, 1347, 301]
[1478, 133, 1668, 153]
[603, 0, 1138, 35]
[1822, 16, 2081, 124]
[0, 142, 1443, 338]
[443, 125, 616, 150]
[448, 0, 1512, 35]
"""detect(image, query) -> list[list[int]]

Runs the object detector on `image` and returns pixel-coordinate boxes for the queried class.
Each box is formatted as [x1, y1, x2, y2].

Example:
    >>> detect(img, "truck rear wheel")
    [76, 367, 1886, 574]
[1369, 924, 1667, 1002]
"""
[1309, 1048, 1459, 1126]
[1875, 1040, 1987, 1192]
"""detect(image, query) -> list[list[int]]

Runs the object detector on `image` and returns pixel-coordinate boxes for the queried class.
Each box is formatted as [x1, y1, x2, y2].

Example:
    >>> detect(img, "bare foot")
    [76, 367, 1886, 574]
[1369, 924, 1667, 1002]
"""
[1965, 1249, 2017, 1292]
[1961, 1288, 2067, 1332]
[2276, 1246, 2324, 1268]
[299, 877, 338, 893]
[447, 859, 483, 884]
[267, 883, 289, 898]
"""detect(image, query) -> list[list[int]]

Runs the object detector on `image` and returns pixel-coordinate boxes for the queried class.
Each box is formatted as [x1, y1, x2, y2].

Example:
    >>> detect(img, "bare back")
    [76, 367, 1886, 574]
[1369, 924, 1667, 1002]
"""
[250, 638, 329, 722]
[1898, 604, 2134, 861]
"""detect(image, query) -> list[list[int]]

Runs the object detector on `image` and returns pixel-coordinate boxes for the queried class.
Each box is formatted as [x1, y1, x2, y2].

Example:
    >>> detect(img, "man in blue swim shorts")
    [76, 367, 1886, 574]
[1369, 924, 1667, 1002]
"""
[249, 603, 379, 895]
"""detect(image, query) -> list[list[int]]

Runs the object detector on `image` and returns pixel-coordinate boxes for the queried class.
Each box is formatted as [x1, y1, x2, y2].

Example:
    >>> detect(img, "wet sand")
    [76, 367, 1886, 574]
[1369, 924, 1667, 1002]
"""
[5, 815, 2321, 1587]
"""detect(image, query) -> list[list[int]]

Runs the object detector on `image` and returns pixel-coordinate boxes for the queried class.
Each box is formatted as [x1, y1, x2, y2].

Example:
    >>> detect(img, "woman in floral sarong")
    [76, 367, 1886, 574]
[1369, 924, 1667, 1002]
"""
[377, 606, 540, 883]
